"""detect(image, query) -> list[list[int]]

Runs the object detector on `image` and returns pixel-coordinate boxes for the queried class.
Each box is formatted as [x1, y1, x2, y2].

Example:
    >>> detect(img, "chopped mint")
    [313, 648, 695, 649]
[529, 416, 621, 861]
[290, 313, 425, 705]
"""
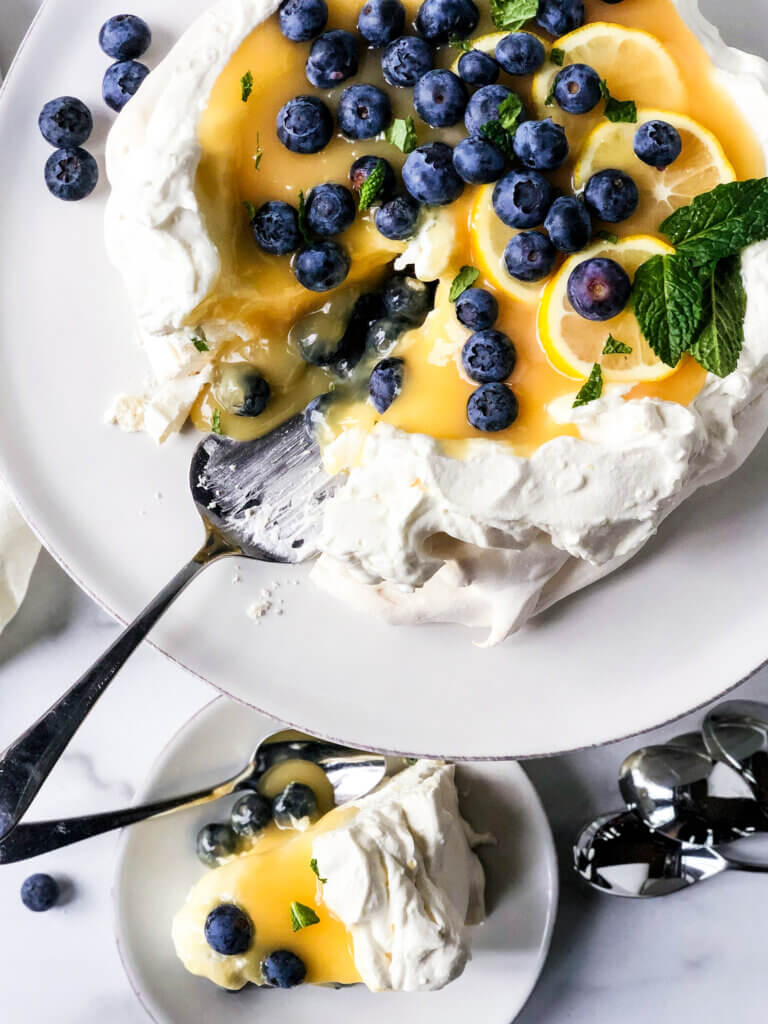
[661, 178, 768, 267]
[602, 335, 632, 356]
[497, 93, 523, 131]
[599, 79, 636, 123]
[632, 253, 705, 367]
[297, 190, 313, 243]
[544, 81, 557, 107]
[211, 409, 223, 435]
[310, 858, 328, 884]
[243, 200, 257, 221]
[595, 230, 619, 244]
[449, 265, 480, 302]
[386, 116, 417, 154]
[550, 47, 565, 66]
[480, 120, 515, 158]
[290, 901, 321, 932]
[358, 159, 387, 211]
[241, 70, 253, 103]
[490, 0, 538, 31]
[253, 133, 263, 171]
[449, 34, 471, 51]
[480, 95, 522, 158]
[192, 335, 210, 353]
[689, 254, 746, 377]
[573, 364, 603, 408]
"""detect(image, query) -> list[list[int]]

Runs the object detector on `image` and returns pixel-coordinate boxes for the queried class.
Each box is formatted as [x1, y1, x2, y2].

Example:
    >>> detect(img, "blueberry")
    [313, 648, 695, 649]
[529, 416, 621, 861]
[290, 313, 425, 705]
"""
[358, 0, 406, 46]
[205, 904, 253, 956]
[197, 823, 238, 867]
[20, 874, 59, 912]
[231, 793, 272, 837]
[277, 96, 334, 154]
[553, 64, 603, 115]
[279, 0, 328, 41]
[504, 231, 557, 281]
[338, 84, 392, 139]
[250, 200, 300, 254]
[495, 33, 545, 75]
[273, 782, 319, 829]
[462, 329, 515, 383]
[544, 195, 592, 253]
[102, 60, 149, 112]
[536, 0, 585, 37]
[305, 183, 356, 237]
[350, 155, 397, 198]
[634, 120, 683, 169]
[292, 290, 383, 369]
[567, 257, 631, 321]
[513, 118, 568, 171]
[44, 147, 99, 201]
[382, 274, 435, 324]
[366, 315, 409, 354]
[464, 84, 515, 136]
[467, 382, 518, 431]
[215, 364, 271, 417]
[414, 69, 468, 128]
[403, 141, 464, 205]
[99, 14, 151, 60]
[294, 242, 350, 292]
[306, 30, 358, 88]
[452, 136, 506, 184]
[492, 170, 554, 229]
[415, 0, 479, 44]
[370, 358, 405, 412]
[457, 50, 499, 86]
[381, 36, 435, 88]
[262, 950, 307, 988]
[455, 288, 498, 330]
[38, 96, 92, 148]
[584, 169, 639, 223]
[376, 194, 421, 239]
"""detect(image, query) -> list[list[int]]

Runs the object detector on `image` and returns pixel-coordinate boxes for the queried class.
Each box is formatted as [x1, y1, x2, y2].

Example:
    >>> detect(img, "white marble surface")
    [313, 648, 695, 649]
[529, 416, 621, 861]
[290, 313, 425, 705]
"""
[3, 2, 768, 1021]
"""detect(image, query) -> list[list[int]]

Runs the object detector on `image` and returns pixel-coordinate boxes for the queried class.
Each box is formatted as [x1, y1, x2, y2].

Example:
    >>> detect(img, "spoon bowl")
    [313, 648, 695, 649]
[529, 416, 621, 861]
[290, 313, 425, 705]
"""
[703, 701, 768, 804]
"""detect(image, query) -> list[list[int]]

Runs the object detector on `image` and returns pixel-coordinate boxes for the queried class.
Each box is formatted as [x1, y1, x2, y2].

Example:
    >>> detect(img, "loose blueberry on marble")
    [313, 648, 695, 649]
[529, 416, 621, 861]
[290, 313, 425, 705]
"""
[197, 823, 238, 867]
[376, 194, 421, 239]
[536, 0, 585, 37]
[455, 287, 498, 330]
[273, 782, 320, 828]
[495, 32, 545, 75]
[366, 315, 409, 354]
[99, 14, 151, 60]
[513, 119, 569, 171]
[263, 950, 308, 988]
[414, 0, 479, 45]
[382, 274, 434, 324]
[403, 141, 464, 205]
[44, 147, 99, 201]
[20, 874, 60, 912]
[338, 84, 392, 139]
[251, 200, 301, 254]
[277, 95, 334, 153]
[467, 382, 518, 431]
[452, 136, 506, 184]
[231, 793, 273, 837]
[381, 35, 435, 88]
[294, 241, 351, 292]
[358, 0, 406, 46]
[103, 60, 150, 111]
[369, 357, 405, 412]
[544, 195, 592, 253]
[584, 168, 639, 223]
[414, 69, 468, 128]
[462, 329, 516, 383]
[306, 184, 356, 237]
[279, 0, 329, 41]
[567, 257, 631, 320]
[205, 904, 253, 956]
[553, 63, 603, 115]
[464, 84, 516, 136]
[38, 96, 92, 148]
[306, 30, 359, 88]
[634, 120, 683, 168]
[504, 231, 557, 282]
[350, 154, 397, 198]
[492, 170, 554, 229]
[457, 50, 499, 86]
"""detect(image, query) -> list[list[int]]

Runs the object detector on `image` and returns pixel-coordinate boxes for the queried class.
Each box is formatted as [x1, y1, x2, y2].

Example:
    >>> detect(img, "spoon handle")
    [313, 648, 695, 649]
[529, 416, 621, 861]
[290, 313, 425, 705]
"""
[0, 530, 235, 842]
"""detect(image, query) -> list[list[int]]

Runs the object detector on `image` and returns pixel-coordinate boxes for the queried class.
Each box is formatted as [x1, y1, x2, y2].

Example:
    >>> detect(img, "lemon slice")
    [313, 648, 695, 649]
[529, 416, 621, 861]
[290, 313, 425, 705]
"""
[573, 109, 736, 231]
[538, 235, 678, 382]
[449, 30, 545, 74]
[532, 23, 687, 150]
[469, 184, 556, 303]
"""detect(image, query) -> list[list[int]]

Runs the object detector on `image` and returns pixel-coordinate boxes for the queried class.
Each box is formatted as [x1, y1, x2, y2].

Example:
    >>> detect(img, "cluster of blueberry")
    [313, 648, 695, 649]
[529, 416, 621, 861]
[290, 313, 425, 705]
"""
[99, 14, 152, 112]
[451, 286, 518, 430]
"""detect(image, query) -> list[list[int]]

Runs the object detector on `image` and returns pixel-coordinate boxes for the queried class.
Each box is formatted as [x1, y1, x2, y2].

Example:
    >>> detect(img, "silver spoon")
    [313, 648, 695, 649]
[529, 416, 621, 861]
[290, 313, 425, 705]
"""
[0, 731, 387, 864]
[574, 811, 768, 898]
[703, 700, 768, 804]
[0, 415, 339, 841]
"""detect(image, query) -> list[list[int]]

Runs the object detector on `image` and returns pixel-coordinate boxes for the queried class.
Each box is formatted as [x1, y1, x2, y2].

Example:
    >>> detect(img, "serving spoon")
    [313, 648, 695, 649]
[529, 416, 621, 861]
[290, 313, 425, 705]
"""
[703, 701, 768, 804]
[0, 415, 339, 842]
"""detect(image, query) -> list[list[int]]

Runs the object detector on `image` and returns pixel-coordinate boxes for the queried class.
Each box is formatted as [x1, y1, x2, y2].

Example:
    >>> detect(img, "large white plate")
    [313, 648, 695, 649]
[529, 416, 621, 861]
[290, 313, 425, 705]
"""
[1, 0, 768, 757]
[114, 699, 558, 1024]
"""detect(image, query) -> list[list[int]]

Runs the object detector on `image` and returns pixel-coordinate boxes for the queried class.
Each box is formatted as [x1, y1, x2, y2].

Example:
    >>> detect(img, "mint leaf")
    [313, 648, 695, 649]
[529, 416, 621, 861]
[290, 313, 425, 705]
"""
[602, 335, 632, 355]
[243, 200, 256, 221]
[689, 255, 746, 377]
[497, 93, 523, 131]
[573, 364, 603, 407]
[604, 96, 637, 123]
[253, 132, 263, 171]
[661, 178, 768, 267]
[192, 334, 209, 352]
[290, 901, 320, 932]
[595, 230, 619, 244]
[490, 0, 539, 30]
[211, 409, 223, 435]
[479, 97, 522, 158]
[386, 116, 417, 154]
[544, 81, 556, 107]
[480, 120, 515, 157]
[450, 265, 479, 301]
[241, 70, 253, 103]
[358, 160, 386, 211]
[297, 190, 313, 243]
[550, 47, 565, 66]
[632, 253, 704, 367]
[450, 34, 471, 51]
[310, 858, 327, 884]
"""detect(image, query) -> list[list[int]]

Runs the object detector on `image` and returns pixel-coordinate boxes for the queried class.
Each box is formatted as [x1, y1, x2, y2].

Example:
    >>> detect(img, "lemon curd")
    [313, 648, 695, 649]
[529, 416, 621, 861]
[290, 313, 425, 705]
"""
[189, 0, 764, 457]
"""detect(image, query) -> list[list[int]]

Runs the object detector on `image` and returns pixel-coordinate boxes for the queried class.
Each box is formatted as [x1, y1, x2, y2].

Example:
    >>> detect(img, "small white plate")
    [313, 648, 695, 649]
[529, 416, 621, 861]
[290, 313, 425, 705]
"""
[113, 699, 558, 1024]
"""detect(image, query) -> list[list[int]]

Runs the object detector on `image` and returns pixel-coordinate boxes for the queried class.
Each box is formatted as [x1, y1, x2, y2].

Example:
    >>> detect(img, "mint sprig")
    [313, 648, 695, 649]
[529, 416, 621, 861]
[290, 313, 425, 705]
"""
[689, 254, 747, 377]
[241, 70, 253, 103]
[490, 0, 539, 31]
[290, 901, 320, 932]
[632, 254, 704, 367]
[450, 265, 479, 301]
[310, 858, 327, 884]
[661, 178, 768, 266]
[599, 79, 637, 124]
[358, 160, 386, 211]
[550, 47, 565, 66]
[573, 364, 603, 408]
[386, 116, 417, 154]
[480, 94, 523, 156]
[449, 35, 471, 51]
[602, 336, 632, 356]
